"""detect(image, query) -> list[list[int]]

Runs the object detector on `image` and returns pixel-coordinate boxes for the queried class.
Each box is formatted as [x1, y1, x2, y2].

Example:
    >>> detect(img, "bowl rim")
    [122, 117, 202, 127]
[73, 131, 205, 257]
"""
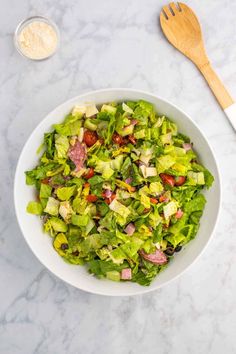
[14, 88, 222, 296]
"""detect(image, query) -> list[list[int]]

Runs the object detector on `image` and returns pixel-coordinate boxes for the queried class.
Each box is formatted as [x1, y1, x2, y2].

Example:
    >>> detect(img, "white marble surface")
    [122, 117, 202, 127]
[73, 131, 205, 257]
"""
[1, 0, 236, 353]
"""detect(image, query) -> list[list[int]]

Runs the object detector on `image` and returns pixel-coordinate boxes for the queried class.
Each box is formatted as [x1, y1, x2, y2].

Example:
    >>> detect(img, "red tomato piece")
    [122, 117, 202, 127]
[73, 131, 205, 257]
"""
[104, 198, 110, 204]
[175, 209, 184, 219]
[83, 130, 98, 147]
[159, 173, 175, 187]
[112, 132, 124, 145]
[175, 176, 186, 186]
[104, 193, 116, 204]
[110, 194, 116, 201]
[84, 168, 94, 179]
[86, 195, 98, 202]
[150, 197, 158, 204]
[159, 195, 169, 203]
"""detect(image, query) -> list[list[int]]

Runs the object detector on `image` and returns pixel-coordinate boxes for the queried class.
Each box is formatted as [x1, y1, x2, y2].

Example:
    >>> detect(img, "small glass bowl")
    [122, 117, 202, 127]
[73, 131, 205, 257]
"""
[14, 15, 60, 61]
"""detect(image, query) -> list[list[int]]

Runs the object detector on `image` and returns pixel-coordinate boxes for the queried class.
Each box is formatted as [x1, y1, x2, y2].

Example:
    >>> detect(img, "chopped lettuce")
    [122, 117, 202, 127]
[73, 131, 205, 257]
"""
[122, 102, 134, 114]
[109, 199, 131, 219]
[184, 194, 206, 213]
[101, 104, 117, 114]
[71, 214, 89, 227]
[26, 201, 43, 215]
[39, 183, 52, 199]
[26, 99, 214, 286]
[55, 135, 69, 159]
[48, 217, 68, 232]
[95, 160, 114, 179]
[140, 194, 150, 209]
[56, 186, 76, 201]
[187, 171, 205, 185]
[157, 155, 176, 173]
[53, 120, 81, 136]
[44, 197, 60, 216]
[106, 270, 120, 281]
[149, 182, 163, 195]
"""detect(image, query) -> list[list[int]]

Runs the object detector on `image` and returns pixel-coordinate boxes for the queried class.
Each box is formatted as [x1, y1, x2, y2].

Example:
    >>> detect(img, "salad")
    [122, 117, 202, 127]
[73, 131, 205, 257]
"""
[25, 100, 214, 286]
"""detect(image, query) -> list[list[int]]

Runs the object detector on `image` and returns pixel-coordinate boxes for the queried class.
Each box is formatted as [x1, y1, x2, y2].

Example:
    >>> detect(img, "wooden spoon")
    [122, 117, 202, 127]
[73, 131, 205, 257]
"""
[160, 2, 236, 131]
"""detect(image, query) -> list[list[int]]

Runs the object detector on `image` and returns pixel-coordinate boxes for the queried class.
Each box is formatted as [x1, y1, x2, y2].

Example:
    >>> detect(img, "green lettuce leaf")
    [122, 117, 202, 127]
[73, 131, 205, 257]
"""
[44, 197, 60, 216]
[39, 183, 52, 199]
[132, 263, 166, 286]
[48, 217, 68, 232]
[56, 186, 76, 201]
[26, 201, 43, 215]
[88, 259, 129, 278]
[71, 214, 89, 227]
[44, 132, 55, 158]
[120, 237, 144, 258]
[55, 134, 69, 159]
[53, 120, 81, 136]
[184, 194, 206, 213]
[25, 162, 59, 185]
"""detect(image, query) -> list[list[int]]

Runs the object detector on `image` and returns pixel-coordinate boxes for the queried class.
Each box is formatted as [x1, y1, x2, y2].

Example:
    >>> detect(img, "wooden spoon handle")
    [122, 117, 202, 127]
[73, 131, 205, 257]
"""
[197, 62, 236, 131]
[198, 62, 234, 109]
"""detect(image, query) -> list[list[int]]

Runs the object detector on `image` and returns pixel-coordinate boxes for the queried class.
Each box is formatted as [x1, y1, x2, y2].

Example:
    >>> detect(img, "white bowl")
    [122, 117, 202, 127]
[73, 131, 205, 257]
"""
[14, 89, 221, 296]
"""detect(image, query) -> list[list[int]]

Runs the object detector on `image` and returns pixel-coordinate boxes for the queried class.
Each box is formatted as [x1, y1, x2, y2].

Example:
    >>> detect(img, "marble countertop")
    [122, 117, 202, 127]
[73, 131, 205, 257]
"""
[1, 0, 236, 353]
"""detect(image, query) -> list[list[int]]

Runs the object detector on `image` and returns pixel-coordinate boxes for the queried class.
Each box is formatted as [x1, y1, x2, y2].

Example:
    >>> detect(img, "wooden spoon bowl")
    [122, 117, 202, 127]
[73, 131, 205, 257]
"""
[160, 2, 236, 130]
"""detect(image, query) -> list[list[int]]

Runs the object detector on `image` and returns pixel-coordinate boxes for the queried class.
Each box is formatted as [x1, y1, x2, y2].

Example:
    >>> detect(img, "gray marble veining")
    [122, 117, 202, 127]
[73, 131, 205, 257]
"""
[1, 0, 236, 353]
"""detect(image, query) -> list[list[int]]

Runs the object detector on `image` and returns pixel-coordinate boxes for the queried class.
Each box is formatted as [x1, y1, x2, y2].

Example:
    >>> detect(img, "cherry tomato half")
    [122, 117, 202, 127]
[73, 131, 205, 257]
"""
[159, 173, 175, 187]
[84, 168, 94, 180]
[159, 195, 169, 203]
[112, 132, 124, 145]
[175, 176, 186, 186]
[104, 193, 116, 204]
[86, 195, 98, 202]
[83, 130, 98, 147]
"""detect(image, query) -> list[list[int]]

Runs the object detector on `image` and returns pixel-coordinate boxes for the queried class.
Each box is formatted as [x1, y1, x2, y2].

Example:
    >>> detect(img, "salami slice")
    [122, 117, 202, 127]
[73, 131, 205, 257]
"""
[139, 249, 167, 265]
[68, 140, 86, 171]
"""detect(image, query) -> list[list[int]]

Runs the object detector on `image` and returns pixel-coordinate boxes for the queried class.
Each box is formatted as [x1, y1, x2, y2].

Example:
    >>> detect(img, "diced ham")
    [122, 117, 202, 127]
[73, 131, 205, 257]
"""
[139, 249, 167, 265]
[68, 140, 86, 172]
[125, 177, 132, 184]
[121, 268, 132, 280]
[131, 119, 138, 126]
[124, 223, 135, 236]
[183, 143, 192, 151]
[104, 189, 113, 198]
[175, 209, 184, 219]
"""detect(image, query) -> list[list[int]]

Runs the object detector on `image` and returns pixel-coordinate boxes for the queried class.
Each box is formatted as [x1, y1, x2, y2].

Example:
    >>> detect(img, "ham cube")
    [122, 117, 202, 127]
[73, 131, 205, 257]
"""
[121, 268, 132, 280]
